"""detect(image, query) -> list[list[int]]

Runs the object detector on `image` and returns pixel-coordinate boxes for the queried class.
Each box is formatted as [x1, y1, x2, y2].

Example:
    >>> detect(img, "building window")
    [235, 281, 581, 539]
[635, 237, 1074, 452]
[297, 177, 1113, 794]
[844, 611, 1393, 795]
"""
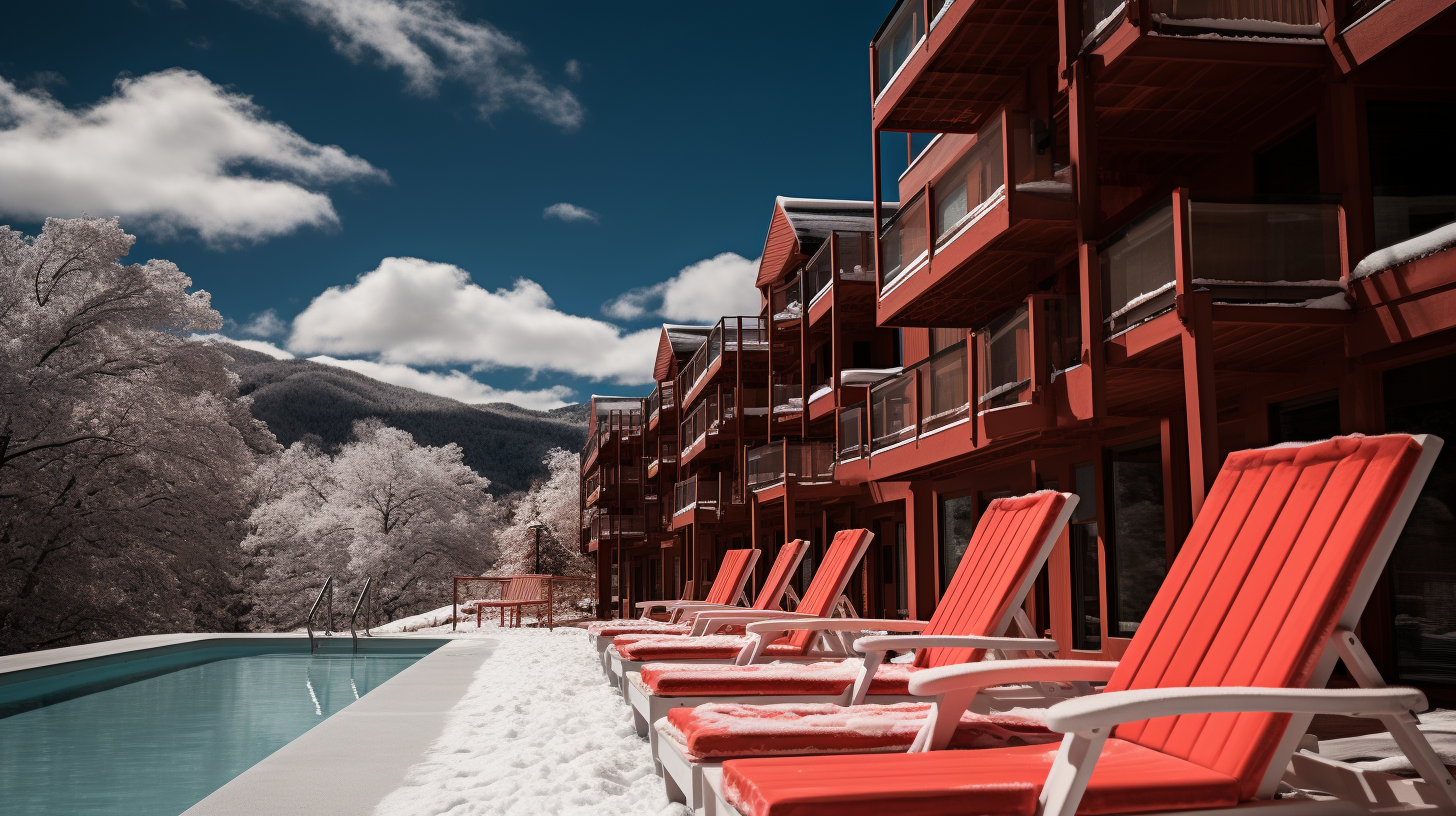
[938, 493, 976, 592]
[1367, 101, 1456, 251]
[1107, 440, 1168, 637]
[1383, 354, 1456, 685]
[1268, 390, 1340, 444]
[1069, 463, 1101, 650]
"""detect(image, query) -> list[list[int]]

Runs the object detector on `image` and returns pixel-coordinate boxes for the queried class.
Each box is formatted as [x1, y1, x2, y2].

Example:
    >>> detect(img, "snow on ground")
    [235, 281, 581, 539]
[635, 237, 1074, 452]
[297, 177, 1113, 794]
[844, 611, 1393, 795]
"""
[1317, 709, 1456, 774]
[374, 621, 688, 816]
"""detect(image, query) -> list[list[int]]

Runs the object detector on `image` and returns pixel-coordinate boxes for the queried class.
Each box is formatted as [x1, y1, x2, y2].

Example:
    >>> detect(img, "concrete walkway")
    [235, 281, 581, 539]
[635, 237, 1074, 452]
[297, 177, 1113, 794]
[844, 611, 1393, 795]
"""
[184, 637, 498, 816]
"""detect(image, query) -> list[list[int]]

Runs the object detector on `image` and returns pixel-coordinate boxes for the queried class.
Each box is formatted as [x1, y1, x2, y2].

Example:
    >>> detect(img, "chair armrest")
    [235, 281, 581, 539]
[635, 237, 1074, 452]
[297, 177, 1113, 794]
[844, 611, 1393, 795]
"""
[1045, 686, 1427, 734]
[854, 634, 1059, 654]
[689, 609, 822, 635]
[908, 659, 1119, 697]
[743, 618, 928, 636]
[635, 600, 672, 611]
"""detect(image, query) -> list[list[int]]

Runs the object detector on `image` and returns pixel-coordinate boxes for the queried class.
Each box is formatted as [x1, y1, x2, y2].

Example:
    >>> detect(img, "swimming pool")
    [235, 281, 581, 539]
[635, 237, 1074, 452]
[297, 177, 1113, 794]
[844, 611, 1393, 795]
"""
[0, 638, 443, 816]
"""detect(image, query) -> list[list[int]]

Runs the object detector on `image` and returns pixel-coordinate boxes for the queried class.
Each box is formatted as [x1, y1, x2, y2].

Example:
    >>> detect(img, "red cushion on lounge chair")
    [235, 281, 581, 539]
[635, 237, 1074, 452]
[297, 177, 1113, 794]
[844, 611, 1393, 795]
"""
[721, 739, 1242, 816]
[588, 622, 691, 638]
[614, 635, 805, 662]
[639, 660, 919, 697]
[662, 702, 1057, 761]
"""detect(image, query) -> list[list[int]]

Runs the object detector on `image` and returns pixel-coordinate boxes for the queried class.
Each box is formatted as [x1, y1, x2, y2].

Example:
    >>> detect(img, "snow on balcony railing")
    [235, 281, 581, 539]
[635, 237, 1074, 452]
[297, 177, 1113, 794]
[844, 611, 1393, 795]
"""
[873, 0, 954, 98]
[772, 277, 803, 322]
[1148, 0, 1323, 37]
[772, 383, 803, 416]
[1101, 195, 1344, 336]
[879, 188, 928, 294]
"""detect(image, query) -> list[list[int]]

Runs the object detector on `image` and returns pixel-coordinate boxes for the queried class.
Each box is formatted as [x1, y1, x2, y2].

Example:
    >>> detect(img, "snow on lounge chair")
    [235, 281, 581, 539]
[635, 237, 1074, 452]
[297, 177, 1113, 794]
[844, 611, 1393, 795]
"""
[588, 548, 766, 673]
[704, 434, 1456, 816]
[607, 529, 875, 698]
[650, 490, 1079, 809]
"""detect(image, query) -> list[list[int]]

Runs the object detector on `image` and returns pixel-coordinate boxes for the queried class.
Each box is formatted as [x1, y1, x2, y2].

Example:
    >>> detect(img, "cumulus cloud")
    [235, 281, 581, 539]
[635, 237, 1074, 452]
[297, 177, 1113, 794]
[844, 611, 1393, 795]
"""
[542, 202, 598, 223]
[0, 69, 385, 244]
[192, 333, 296, 359]
[308, 356, 573, 409]
[604, 252, 762, 323]
[239, 308, 287, 338]
[246, 0, 584, 129]
[287, 257, 658, 384]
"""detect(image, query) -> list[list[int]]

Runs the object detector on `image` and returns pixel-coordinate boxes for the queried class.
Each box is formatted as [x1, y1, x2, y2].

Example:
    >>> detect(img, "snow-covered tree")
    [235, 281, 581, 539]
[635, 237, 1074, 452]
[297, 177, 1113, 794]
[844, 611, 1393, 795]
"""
[242, 419, 499, 629]
[0, 217, 276, 653]
[492, 448, 590, 577]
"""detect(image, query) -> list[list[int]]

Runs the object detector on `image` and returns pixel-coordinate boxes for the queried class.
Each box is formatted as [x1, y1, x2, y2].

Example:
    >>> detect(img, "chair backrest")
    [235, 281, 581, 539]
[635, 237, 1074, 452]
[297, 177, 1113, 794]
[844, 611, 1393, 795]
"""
[704, 549, 761, 606]
[505, 576, 543, 601]
[679, 580, 697, 602]
[1106, 434, 1435, 800]
[752, 540, 809, 611]
[784, 529, 875, 651]
[914, 490, 1075, 669]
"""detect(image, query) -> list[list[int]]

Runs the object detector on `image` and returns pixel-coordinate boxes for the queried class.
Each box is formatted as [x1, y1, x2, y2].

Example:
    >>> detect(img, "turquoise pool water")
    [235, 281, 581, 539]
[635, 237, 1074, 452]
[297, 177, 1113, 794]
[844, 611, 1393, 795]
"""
[0, 641, 440, 816]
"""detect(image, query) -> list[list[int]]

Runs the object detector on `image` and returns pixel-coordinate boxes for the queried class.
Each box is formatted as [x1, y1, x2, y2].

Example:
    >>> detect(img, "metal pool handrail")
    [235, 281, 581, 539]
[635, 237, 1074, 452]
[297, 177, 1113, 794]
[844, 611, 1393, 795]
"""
[350, 577, 373, 652]
[307, 576, 334, 653]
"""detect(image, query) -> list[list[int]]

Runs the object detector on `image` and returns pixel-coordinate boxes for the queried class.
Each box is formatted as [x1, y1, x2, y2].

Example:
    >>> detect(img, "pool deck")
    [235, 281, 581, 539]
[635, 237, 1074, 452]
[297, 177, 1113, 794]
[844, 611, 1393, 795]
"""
[182, 635, 496, 816]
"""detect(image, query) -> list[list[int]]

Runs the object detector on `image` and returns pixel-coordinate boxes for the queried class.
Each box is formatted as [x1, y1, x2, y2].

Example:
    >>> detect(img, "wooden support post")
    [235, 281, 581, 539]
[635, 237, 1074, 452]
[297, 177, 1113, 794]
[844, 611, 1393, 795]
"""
[1175, 188, 1218, 516]
[904, 481, 938, 620]
[1069, 59, 1104, 422]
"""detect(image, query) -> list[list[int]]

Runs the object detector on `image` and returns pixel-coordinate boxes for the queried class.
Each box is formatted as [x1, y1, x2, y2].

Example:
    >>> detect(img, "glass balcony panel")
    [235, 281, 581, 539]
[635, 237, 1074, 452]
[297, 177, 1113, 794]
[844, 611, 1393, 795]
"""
[875, 0, 925, 95]
[789, 441, 837, 485]
[1189, 200, 1342, 297]
[934, 120, 1005, 243]
[772, 277, 803, 321]
[838, 404, 866, 461]
[870, 372, 917, 451]
[920, 343, 969, 433]
[880, 189, 928, 292]
[806, 241, 834, 305]
[746, 441, 786, 490]
[836, 232, 874, 281]
[979, 304, 1031, 411]
[1149, 0, 1321, 33]
[1101, 199, 1176, 335]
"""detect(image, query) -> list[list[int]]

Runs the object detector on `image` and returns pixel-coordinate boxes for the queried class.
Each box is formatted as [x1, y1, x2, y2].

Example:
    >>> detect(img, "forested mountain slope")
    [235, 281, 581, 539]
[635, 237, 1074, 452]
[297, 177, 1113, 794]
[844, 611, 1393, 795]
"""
[219, 344, 588, 493]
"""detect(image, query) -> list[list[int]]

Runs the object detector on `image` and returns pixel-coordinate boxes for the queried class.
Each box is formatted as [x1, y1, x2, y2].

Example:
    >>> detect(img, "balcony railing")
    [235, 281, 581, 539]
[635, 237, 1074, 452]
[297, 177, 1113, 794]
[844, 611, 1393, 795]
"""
[772, 383, 803, 416]
[806, 232, 877, 308]
[880, 188, 928, 293]
[746, 440, 837, 491]
[681, 399, 709, 459]
[590, 512, 646, 541]
[675, 317, 769, 402]
[869, 342, 970, 453]
[838, 404, 866, 462]
[647, 385, 662, 424]
[979, 305, 1031, 411]
[1084, 0, 1320, 45]
[673, 474, 719, 517]
[873, 0, 954, 97]
[584, 471, 601, 498]
[771, 277, 803, 322]
[1100, 194, 1344, 335]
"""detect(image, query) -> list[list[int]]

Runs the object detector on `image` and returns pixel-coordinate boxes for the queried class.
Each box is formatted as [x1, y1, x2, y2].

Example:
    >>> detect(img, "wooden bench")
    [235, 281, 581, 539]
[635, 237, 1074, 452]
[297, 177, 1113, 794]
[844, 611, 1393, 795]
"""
[463, 576, 550, 628]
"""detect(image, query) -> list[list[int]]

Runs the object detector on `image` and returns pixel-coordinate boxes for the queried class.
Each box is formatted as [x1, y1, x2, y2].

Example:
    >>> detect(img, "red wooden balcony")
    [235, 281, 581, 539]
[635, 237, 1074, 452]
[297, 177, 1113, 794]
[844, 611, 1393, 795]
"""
[674, 316, 768, 410]
[670, 473, 744, 529]
[646, 382, 675, 432]
[877, 108, 1076, 327]
[1084, 0, 1327, 179]
[678, 385, 767, 466]
[871, 0, 1061, 134]
[804, 232, 877, 327]
[1100, 190, 1352, 416]
[745, 440, 837, 492]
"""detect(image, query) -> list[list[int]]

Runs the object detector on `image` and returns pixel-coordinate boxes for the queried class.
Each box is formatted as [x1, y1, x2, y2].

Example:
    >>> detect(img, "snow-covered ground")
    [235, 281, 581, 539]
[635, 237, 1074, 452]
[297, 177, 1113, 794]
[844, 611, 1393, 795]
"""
[373, 620, 687, 816]
[1317, 709, 1456, 774]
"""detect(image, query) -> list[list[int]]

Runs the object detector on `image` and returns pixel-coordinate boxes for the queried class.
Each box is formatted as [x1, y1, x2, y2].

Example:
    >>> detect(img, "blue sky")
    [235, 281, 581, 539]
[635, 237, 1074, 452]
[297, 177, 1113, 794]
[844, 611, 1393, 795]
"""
[0, 0, 909, 409]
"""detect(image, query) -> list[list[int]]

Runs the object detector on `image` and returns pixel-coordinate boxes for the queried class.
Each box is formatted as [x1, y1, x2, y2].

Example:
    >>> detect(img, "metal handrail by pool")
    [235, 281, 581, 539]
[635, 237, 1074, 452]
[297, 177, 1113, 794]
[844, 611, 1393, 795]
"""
[306, 576, 334, 653]
[350, 576, 373, 652]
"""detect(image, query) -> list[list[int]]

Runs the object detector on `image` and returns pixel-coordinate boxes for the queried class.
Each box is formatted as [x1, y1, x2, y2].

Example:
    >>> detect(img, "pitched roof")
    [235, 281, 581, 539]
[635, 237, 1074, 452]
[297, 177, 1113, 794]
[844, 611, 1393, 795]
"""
[653, 324, 713, 381]
[755, 197, 898, 288]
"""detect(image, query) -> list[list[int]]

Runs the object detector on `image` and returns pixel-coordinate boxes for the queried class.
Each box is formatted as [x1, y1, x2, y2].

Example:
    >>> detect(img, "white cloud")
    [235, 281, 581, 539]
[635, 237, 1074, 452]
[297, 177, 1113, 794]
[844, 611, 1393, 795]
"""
[0, 69, 385, 244]
[564, 59, 582, 81]
[308, 356, 573, 409]
[287, 257, 658, 385]
[191, 333, 296, 359]
[604, 252, 762, 323]
[248, 0, 583, 129]
[239, 308, 287, 338]
[542, 202, 598, 223]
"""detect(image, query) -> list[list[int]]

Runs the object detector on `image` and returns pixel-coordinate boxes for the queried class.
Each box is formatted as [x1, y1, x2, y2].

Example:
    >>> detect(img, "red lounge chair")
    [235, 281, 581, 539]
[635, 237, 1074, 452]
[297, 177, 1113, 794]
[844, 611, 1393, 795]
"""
[606, 529, 875, 698]
[461, 575, 549, 628]
[588, 548, 767, 672]
[703, 434, 1456, 816]
[650, 490, 1078, 809]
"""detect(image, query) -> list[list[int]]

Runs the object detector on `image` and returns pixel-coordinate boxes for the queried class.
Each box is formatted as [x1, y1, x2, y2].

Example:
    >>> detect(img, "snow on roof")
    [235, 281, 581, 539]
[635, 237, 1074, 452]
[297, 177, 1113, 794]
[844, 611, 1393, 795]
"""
[1352, 221, 1456, 280]
[590, 396, 644, 415]
[775, 197, 901, 254]
[662, 324, 713, 354]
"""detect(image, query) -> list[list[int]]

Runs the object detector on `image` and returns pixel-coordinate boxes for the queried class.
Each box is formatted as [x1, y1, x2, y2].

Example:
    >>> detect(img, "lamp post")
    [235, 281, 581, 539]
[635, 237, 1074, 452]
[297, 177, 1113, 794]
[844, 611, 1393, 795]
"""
[528, 520, 547, 575]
